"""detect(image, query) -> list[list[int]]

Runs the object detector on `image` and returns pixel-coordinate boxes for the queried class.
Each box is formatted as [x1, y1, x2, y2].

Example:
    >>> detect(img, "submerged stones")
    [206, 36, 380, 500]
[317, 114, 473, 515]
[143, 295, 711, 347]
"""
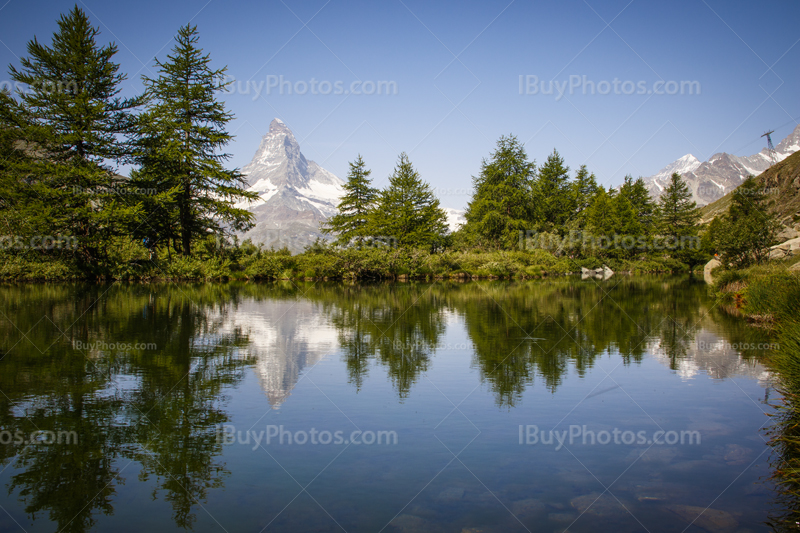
[547, 511, 578, 523]
[435, 487, 465, 502]
[510, 498, 546, 518]
[569, 493, 628, 517]
[389, 513, 439, 533]
[626, 446, 680, 464]
[721, 444, 752, 466]
[666, 504, 738, 532]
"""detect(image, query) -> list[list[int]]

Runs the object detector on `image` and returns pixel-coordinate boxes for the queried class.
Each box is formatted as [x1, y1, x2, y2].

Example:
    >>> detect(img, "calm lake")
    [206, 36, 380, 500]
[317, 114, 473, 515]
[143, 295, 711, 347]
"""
[0, 277, 784, 532]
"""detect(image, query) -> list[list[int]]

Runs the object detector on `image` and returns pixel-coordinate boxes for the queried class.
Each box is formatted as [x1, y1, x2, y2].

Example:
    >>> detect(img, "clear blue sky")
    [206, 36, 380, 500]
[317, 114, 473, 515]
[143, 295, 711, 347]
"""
[1, 0, 798, 209]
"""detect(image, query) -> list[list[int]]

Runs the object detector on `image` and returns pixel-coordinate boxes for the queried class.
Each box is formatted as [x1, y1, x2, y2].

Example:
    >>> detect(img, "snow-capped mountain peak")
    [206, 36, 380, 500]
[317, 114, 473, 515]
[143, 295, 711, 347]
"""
[238, 119, 469, 250]
[643, 124, 800, 206]
[650, 154, 701, 189]
[238, 119, 344, 251]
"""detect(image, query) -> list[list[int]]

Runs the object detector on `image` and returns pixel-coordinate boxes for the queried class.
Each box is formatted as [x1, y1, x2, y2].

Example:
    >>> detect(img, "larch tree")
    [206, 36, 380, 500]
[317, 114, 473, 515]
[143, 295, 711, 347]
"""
[321, 155, 378, 245]
[6, 6, 142, 268]
[462, 135, 535, 248]
[130, 24, 256, 256]
[371, 153, 448, 248]
[657, 173, 700, 262]
[710, 176, 780, 267]
[533, 149, 573, 233]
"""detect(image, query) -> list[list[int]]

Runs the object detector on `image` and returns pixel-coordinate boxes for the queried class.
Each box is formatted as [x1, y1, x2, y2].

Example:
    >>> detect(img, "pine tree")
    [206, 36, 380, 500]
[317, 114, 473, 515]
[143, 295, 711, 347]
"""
[131, 24, 256, 256]
[571, 165, 600, 225]
[585, 187, 618, 256]
[370, 153, 448, 248]
[657, 173, 700, 261]
[0, 89, 29, 241]
[462, 135, 535, 248]
[6, 6, 142, 267]
[533, 149, 573, 232]
[321, 155, 378, 245]
[711, 176, 780, 267]
[619, 175, 656, 234]
[613, 190, 643, 258]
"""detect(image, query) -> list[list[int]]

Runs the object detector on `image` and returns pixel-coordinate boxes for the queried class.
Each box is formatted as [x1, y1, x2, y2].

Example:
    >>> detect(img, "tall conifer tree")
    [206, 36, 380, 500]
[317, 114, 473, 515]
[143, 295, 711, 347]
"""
[131, 24, 256, 256]
[463, 135, 535, 248]
[657, 173, 700, 261]
[6, 6, 142, 267]
[571, 165, 600, 226]
[533, 149, 572, 232]
[322, 155, 378, 245]
[710, 176, 779, 267]
[371, 153, 448, 248]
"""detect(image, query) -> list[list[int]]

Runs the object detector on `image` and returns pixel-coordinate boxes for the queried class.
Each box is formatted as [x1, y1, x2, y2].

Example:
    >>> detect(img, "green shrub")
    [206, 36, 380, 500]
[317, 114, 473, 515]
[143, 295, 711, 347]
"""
[201, 257, 232, 280]
[0, 255, 79, 280]
[163, 256, 205, 279]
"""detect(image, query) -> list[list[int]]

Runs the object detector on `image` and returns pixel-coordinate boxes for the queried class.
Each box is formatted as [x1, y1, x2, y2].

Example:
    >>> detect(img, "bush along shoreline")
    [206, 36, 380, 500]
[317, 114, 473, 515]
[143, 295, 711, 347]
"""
[0, 236, 695, 282]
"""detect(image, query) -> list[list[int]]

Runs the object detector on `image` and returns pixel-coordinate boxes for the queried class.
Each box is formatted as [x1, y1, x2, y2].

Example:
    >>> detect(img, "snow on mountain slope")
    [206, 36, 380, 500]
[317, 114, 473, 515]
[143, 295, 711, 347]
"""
[643, 124, 800, 206]
[237, 119, 344, 252]
[238, 118, 467, 251]
[649, 154, 701, 193]
[444, 207, 466, 232]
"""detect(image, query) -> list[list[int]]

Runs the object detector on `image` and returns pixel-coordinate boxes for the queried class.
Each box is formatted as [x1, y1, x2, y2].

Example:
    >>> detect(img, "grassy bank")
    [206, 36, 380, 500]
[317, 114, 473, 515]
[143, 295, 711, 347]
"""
[711, 257, 800, 528]
[0, 238, 694, 282]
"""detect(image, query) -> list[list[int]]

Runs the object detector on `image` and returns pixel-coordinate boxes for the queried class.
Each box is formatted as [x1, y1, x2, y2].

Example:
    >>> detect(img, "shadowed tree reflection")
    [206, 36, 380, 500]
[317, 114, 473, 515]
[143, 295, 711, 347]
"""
[447, 278, 702, 406]
[0, 286, 130, 532]
[113, 288, 254, 530]
[0, 284, 253, 531]
[311, 277, 708, 406]
[323, 284, 447, 399]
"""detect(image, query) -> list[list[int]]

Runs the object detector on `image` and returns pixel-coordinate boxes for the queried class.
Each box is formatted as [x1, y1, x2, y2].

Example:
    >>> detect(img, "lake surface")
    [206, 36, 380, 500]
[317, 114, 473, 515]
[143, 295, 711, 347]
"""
[0, 277, 783, 532]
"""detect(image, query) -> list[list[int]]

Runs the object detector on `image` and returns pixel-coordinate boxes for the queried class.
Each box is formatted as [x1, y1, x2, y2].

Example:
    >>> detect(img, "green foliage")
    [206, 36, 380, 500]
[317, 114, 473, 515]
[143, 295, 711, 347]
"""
[463, 135, 535, 248]
[3, 6, 142, 269]
[584, 187, 620, 258]
[708, 176, 780, 268]
[657, 172, 699, 247]
[0, 254, 79, 280]
[655, 173, 701, 264]
[620, 175, 656, 233]
[370, 153, 448, 249]
[742, 270, 800, 322]
[321, 155, 378, 245]
[533, 149, 573, 232]
[130, 24, 256, 257]
[571, 165, 600, 227]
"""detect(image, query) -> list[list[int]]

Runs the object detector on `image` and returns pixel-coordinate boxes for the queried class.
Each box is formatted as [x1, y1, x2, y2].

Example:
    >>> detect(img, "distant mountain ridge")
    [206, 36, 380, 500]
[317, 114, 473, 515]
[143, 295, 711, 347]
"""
[701, 149, 800, 231]
[644, 124, 800, 206]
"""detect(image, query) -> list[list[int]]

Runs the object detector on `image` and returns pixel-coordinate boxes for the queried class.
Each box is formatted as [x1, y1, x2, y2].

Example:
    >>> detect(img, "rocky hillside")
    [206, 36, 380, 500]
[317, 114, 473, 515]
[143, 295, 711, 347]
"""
[700, 149, 800, 232]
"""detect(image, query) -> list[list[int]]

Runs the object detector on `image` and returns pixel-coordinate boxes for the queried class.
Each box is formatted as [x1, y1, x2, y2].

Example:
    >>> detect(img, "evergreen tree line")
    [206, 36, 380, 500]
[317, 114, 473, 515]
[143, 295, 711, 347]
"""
[327, 135, 708, 264]
[460, 135, 708, 263]
[326, 134, 780, 269]
[321, 153, 448, 249]
[0, 7, 254, 275]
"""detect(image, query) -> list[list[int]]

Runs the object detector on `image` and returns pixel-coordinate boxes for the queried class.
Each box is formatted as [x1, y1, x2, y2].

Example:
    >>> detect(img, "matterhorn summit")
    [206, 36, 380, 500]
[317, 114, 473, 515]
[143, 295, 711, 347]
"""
[237, 118, 344, 251]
